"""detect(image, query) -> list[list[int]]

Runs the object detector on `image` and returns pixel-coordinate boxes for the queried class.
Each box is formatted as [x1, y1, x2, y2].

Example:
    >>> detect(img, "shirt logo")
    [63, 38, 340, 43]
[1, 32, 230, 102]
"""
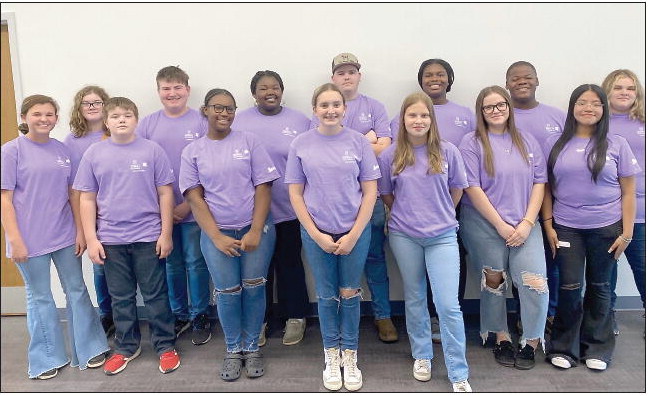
[528, 153, 534, 158]
[638, 127, 645, 137]
[342, 150, 359, 164]
[545, 123, 561, 133]
[130, 160, 148, 172]
[184, 130, 200, 141]
[373, 165, 380, 171]
[358, 112, 372, 123]
[281, 127, 297, 137]
[454, 117, 469, 127]
[632, 158, 638, 165]
[232, 148, 250, 160]
[267, 166, 276, 173]
[56, 156, 71, 168]
[576, 148, 585, 152]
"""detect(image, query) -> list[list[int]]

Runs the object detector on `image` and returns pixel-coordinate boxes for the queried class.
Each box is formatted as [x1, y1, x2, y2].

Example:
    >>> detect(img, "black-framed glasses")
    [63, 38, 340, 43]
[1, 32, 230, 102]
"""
[482, 101, 509, 114]
[206, 104, 236, 114]
[81, 101, 104, 109]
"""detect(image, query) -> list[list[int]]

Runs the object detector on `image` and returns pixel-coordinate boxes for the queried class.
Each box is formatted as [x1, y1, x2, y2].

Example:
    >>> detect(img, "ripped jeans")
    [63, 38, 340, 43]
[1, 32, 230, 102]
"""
[459, 204, 548, 346]
[547, 221, 620, 365]
[200, 222, 276, 353]
[301, 224, 371, 351]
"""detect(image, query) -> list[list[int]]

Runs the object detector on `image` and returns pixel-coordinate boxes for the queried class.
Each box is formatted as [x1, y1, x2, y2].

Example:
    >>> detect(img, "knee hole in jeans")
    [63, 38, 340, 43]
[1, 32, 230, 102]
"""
[340, 288, 362, 299]
[215, 285, 242, 297]
[560, 283, 580, 291]
[242, 277, 266, 288]
[482, 267, 506, 295]
[521, 271, 549, 294]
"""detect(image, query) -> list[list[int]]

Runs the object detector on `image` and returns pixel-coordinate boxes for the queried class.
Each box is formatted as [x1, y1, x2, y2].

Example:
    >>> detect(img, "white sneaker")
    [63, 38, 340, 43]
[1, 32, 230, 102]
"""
[323, 347, 342, 391]
[413, 359, 431, 381]
[585, 358, 607, 370]
[550, 356, 572, 369]
[341, 349, 363, 391]
[452, 379, 472, 392]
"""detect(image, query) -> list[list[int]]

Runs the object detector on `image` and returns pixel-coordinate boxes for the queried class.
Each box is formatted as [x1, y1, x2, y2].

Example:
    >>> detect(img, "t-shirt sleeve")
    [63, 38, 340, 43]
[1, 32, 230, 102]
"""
[389, 115, 400, 141]
[377, 149, 394, 195]
[528, 136, 548, 184]
[447, 144, 469, 189]
[542, 134, 560, 160]
[135, 115, 151, 139]
[179, 144, 200, 194]
[72, 150, 98, 192]
[284, 141, 306, 184]
[0, 142, 18, 191]
[154, 145, 175, 187]
[63, 136, 82, 183]
[458, 134, 481, 188]
[617, 137, 642, 177]
[372, 101, 391, 139]
[358, 138, 381, 181]
[249, 135, 280, 186]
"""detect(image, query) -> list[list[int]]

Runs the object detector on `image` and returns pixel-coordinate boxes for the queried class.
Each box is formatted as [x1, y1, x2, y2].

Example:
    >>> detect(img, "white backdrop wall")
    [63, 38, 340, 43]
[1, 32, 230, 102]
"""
[2, 3, 644, 308]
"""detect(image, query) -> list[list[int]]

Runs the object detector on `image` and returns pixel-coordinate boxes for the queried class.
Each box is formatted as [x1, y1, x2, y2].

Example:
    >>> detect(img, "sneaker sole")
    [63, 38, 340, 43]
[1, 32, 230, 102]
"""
[37, 370, 58, 380]
[514, 361, 535, 370]
[550, 357, 572, 369]
[413, 371, 432, 381]
[344, 380, 363, 392]
[159, 360, 181, 374]
[192, 332, 212, 346]
[87, 355, 106, 369]
[105, 347, 141, 376]
[282, 334, 304, 346]
[495, 358, 515, 368]
[323, 379, 342, 391]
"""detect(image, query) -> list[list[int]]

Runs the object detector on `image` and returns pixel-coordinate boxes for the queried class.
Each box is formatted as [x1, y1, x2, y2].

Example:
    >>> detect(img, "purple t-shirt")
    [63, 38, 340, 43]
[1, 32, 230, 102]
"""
[378, 141, 468, 238]
[73, 137, 175, 244]
[544, 134, 641, 229]
[610, 114, 646, 223]
[63, 130, 104, 181]
[136, 109, 207, 223]
[390, 100, 475, 146]
[459, 131, 547, 225]
[284, 127, 381, 234]
[179, 130, 279, 230]
[232, 106, 310, 223]
[1, 136, 76, 258]
[310, 94, 391, 138]
[513, 103, 566, 146]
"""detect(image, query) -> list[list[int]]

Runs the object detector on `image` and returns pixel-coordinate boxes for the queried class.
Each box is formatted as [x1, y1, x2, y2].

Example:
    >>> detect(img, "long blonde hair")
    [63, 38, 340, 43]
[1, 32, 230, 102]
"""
[601, 69, 645, 123]
[393, 92, 443, 175]
[474, 86, 528, 177]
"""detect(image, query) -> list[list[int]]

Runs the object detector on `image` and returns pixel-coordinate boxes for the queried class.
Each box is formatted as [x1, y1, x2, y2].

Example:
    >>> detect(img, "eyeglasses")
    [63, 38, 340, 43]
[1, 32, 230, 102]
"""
[206, 104, 236, 114]
[575, 101, 604, 109]
[81, 101, 104, 109]
[482, 101, 509, 114]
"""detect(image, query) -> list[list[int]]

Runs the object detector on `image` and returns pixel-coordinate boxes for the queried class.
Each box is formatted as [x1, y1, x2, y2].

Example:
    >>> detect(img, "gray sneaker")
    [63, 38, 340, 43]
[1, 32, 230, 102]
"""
[282, 318, 306, 345]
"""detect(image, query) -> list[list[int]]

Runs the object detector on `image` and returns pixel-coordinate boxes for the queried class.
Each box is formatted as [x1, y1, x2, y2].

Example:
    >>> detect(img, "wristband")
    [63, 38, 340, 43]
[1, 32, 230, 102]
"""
[619, 235, 633, 243]
[522, 217, 535, 226]
[542, 217, 553, 223]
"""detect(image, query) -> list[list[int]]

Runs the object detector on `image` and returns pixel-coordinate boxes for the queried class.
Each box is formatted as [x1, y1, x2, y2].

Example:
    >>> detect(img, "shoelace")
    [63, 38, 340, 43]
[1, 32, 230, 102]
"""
[342, 353, 358, 377]
[454, 380, 470, 391]
[414, 359, 430, 372]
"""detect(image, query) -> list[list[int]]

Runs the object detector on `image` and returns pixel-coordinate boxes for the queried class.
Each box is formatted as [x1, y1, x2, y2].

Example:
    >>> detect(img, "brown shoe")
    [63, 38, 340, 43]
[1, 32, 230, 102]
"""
[375, 318, 398, 343]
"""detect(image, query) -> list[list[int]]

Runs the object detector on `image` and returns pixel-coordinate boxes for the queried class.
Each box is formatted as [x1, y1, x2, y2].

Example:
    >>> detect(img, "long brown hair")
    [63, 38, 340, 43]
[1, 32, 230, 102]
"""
[393, 92, 443, 175]
[69, 85, 110, 137]
[474, 86, 528, 177]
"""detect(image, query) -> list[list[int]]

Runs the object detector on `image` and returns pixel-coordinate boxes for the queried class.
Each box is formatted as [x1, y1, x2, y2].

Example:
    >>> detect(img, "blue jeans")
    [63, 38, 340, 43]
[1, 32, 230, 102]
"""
[389, 230, 469, 383]
[200, 222, 276, 353]
[611, 222, 646, 309]
[365, 198, 391, 319]
[459, 204, 548, 345]
[166, 222, 210, 320]
[301, 224, 371, 351]
[16, 245, 109, 378]
[548, 221, 620, 365]
[92, 263, 112, 318]
[103, 242, 175, 356]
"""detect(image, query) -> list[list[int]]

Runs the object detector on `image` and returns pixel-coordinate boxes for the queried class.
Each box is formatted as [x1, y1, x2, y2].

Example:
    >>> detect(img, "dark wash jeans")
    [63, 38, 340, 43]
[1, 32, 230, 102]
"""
[547, 221, 621, 365]
[611, 223, 646, 308]
[103, 242, 175, 356]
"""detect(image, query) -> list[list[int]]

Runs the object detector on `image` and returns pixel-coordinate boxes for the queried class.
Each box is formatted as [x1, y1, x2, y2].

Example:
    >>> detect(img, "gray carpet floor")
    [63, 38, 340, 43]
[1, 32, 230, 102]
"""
[1, 311, 645, 393]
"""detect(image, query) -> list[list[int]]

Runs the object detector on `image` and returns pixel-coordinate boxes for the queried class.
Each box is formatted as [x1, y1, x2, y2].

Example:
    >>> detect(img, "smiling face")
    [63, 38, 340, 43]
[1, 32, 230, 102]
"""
[80, 92, 104, 124]
[331, 65, 361, 99]
[105, 106, 137, 139]
[505, 64, 539, 105]
[313, 90, 345, 129]
[481, 93, 510, 131]
[608, 76, 637, 114]
[21, 103, 58, 139]
[421, 63, 449, 102]
[573, 90, 604, 127]
[403, 101, 431, 144]
[253, 75, 283, 115]
[157, 79, 190, 115]
[204, 93, 236, 135]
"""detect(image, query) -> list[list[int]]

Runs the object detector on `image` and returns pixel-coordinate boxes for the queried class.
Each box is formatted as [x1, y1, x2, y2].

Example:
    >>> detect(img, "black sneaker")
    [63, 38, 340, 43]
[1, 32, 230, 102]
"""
[493, 340, 516, 367]
[514, 344, 536, 370]
[174, 319, 191, 338]
[101, 315, 115, 338]
[192, 314, 212, 345]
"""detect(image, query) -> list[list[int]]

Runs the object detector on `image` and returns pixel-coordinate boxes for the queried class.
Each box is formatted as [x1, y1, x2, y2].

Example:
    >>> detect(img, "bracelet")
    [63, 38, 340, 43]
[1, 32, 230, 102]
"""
[619, 235, 633, 243]
[522, 217, 535, 226]
[542, 217, 553, 223]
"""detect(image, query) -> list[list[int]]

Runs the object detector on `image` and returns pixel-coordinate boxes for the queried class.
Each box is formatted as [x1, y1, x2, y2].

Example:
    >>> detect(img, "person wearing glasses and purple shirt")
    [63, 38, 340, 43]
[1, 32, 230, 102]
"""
[63, 85, 114, 338]
[505, 61, 566, 335]
[310, 53, 397, 343]
[232, 70, 311, 347]
[391, 58, 475, 342]
[602, 69, 646, 333]
[180, 88, 279, 381]
[542, 84, 639, 371]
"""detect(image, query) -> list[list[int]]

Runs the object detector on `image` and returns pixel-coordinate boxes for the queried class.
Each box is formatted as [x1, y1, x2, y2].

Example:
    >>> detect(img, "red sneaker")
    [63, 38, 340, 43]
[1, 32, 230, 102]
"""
[104, 347, 141, 375]
[159, 349, 180, 374]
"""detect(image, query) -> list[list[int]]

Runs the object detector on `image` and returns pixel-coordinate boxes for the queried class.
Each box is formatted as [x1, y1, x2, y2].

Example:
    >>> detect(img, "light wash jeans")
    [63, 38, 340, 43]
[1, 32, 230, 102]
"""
[365, 198, 391, 320]
[389, 229, 469, 383]
[166, 221, 210, 320]
[200, 222, 275, 353]
[459, 204, 548, 346]
[16, 245, 109, 378]
[301, 224, 371, 351]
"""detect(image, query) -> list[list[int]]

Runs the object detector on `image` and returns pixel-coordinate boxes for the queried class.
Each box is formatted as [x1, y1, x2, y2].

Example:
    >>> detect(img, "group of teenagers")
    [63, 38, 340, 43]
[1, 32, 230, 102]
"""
[1, 52, 645, 393]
